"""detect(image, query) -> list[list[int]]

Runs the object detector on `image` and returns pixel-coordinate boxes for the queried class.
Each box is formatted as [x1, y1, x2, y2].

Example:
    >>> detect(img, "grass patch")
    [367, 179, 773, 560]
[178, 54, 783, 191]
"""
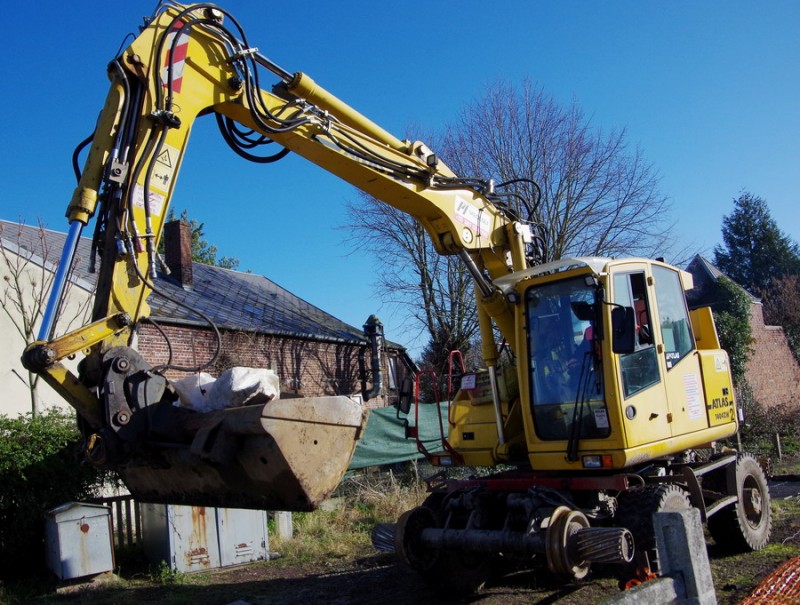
[271, 467, 426, 564]
[773, 455, 800, 476]
[711, 496, 800, 605]
[771, 497, 800, 546]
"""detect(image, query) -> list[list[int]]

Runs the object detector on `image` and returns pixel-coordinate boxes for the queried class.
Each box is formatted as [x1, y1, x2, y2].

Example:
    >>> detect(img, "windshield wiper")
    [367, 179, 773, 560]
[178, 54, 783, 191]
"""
[566, 353, 594, 462]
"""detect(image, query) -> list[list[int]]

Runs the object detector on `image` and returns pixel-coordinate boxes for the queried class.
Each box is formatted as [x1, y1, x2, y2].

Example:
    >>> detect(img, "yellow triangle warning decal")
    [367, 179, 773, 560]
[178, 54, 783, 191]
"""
[156, 148, 172, 168]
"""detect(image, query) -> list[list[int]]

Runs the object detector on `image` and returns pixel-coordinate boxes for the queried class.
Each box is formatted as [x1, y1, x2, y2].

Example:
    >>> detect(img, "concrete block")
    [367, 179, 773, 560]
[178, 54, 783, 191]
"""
[654, 509, 716, 605]
[274, 511, 293, 540]
[603, 576, 680, 605]
[602, 508, 717, 605]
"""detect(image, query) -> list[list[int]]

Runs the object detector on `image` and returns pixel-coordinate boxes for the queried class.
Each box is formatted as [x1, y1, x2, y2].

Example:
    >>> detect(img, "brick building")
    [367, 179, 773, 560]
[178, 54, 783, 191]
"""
[686, 255, 800, 408]
[0, 219, 415, 415]
[744, 302, 800, 407]
[141, 221, 417, 407]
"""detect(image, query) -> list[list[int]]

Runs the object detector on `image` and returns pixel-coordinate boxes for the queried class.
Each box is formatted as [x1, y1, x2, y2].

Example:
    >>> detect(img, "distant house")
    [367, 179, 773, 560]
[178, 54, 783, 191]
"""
[143, 220, 416, 406]
[0, 219, 415, 417]
[0, 221, 94, 415]
[685, 255, 800, 408]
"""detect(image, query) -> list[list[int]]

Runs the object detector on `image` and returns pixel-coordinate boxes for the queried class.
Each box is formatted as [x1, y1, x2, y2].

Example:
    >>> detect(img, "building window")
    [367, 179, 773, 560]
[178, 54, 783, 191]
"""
[387, 355, 398, 390]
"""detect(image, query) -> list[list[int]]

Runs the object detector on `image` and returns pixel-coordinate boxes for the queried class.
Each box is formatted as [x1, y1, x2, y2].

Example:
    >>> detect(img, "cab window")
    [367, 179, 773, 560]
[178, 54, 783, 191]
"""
[613, 271, 660, 398]
[525, 276, 608, 441]
[653, 266, 695, 369]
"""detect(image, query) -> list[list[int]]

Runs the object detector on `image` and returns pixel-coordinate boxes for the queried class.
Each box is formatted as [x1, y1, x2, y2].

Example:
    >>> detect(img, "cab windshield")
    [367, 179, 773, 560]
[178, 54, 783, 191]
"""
[526, 276, 609, 441]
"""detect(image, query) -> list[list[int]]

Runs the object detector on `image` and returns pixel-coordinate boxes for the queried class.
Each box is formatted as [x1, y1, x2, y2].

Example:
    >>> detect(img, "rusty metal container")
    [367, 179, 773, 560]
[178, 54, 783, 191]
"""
[45, 502, 114, 579]
[140, 503, 269, 573]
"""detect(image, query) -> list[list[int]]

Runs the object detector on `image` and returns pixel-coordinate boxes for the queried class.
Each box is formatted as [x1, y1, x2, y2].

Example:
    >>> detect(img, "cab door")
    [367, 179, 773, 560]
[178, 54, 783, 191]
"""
[650, 265, 710, 437]
[610, 263, 671, 448]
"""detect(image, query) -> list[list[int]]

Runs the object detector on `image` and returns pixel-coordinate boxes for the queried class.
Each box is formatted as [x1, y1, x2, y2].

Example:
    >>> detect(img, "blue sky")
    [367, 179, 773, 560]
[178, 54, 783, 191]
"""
[1, 1, 797, 357]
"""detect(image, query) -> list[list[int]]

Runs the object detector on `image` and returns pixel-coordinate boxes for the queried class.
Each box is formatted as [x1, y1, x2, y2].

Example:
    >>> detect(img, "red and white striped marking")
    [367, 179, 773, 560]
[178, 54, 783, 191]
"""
[160, 21, 189, 94]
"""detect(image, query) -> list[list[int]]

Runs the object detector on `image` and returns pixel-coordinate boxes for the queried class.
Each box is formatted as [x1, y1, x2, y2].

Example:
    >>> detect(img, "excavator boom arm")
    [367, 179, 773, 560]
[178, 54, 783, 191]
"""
[21, 3, 530, 510]
[45, 4, 524, 369]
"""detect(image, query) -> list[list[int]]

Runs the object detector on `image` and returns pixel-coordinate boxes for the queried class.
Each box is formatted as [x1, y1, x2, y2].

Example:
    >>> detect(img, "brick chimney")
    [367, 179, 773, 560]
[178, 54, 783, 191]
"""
[163, 219, 193, 288]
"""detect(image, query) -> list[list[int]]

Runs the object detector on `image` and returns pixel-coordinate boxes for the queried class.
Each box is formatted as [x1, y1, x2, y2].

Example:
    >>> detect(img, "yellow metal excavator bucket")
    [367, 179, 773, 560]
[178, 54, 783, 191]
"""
[116, 396, 367, 512]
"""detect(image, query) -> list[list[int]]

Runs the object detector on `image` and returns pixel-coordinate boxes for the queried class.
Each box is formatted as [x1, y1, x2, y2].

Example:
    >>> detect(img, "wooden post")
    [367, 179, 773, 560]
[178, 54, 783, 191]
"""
[773, 433, 783, 460]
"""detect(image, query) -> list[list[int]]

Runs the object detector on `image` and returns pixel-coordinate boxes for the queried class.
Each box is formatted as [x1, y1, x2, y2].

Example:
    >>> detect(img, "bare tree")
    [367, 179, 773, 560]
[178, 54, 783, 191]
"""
[762, 273, 800, 363]
[347, 79, 674, 371]
[0, 221, 93, 415]
[442, 80, 673, 261]
[345, 194, 478, 366]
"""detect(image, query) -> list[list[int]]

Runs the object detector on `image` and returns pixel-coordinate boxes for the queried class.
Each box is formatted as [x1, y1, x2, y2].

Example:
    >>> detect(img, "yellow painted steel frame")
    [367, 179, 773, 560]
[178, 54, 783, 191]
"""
[35, 4, 523, 419]
[514, 260, 737, 472]
[448, 259, 738, 471]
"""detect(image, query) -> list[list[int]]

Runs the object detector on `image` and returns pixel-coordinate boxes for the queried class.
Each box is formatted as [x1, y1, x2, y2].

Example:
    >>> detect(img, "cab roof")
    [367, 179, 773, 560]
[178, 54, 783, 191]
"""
[493, 257, 611, 293]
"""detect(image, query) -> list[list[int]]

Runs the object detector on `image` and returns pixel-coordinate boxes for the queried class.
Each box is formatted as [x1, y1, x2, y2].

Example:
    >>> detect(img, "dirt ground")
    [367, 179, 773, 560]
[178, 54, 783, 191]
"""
[23, 476, 799, 605]
[48, 553, 624, 605]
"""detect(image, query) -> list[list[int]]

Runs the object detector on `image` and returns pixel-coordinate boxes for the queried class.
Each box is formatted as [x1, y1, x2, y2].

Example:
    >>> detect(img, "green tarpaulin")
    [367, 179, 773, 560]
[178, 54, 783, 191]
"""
[348, 403, 450, 470]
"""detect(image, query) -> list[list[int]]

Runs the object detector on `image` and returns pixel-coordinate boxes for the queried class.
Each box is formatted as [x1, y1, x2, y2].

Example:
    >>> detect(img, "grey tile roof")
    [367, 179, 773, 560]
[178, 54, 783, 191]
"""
[1, 220, 369, 344]
[150, 263, 368, 343]
[685, 254, 760, 305]
[687, 254, 725, 282]
[0, 220, 96, 292]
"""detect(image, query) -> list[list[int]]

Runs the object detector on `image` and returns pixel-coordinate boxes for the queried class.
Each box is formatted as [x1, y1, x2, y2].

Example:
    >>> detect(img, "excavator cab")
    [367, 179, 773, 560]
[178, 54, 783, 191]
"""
[526, 273, 605, 445]
[445, 257, 738, 472]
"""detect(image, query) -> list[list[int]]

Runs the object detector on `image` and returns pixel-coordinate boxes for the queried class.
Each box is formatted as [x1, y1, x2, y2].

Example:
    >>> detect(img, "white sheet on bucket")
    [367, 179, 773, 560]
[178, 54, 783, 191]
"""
[173, 367, 280, 412]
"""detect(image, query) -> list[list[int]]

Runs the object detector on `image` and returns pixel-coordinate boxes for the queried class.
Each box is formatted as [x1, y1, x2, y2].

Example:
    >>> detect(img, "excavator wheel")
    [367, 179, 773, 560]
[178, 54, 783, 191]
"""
[545, 506, 592, 581]
[395, 505, 439, 571]
[616, 483, 691, 574]
[707, 453, 771, 552]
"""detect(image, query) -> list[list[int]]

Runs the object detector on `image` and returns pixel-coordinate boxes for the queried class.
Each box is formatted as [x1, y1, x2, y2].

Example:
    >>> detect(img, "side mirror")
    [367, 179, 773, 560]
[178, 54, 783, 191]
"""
[611, 306, 636, 354]
[396, 376, 414, 415]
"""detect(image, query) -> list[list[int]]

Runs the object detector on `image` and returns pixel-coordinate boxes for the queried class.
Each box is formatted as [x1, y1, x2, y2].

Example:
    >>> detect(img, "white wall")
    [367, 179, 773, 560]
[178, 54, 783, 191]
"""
[0, 244, 92, 417]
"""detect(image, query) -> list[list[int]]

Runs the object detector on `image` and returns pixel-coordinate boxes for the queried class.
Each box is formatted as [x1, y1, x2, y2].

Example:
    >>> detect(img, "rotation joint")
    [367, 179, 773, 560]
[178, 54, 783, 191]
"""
[113, 357, 130, 373]
[151, 110, 181, 129]
[22, 344, 57, 372]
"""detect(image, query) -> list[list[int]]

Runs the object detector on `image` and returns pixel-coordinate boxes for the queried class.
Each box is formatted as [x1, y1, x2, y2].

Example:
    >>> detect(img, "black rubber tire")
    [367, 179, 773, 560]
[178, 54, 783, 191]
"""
[707, 454, 771, 552]
[616, 483, 691, 573]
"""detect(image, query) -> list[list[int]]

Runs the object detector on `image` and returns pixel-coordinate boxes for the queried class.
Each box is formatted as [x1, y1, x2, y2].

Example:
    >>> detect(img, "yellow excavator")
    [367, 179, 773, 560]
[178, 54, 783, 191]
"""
[24, 2, 770, 591]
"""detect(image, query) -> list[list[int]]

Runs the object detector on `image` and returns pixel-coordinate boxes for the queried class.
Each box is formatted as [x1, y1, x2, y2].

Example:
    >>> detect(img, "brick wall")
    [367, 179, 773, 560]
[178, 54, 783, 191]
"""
[137, 322, 409, 408]
[745, 303, 800, 408]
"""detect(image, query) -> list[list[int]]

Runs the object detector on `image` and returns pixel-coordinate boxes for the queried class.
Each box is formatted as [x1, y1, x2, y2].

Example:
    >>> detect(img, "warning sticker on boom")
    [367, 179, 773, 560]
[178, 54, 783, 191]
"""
[148, 143, 180, 194]
[132, 184, 165, 217]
